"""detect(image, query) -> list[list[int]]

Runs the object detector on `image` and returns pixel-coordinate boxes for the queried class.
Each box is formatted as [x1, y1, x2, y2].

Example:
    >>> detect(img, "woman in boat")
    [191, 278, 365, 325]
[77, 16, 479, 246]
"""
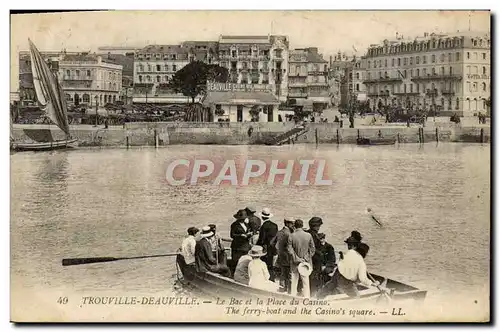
[230, 209, 253, 274]
[247, 246, 280, 292]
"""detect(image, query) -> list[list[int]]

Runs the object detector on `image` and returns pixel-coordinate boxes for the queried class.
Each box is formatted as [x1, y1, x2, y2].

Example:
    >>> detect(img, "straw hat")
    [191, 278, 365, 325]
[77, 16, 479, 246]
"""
[200, 226, 214, 238]
[297, 262, 312, 277]
[259, 208, 273, 219]
[248, 245, 266, 258]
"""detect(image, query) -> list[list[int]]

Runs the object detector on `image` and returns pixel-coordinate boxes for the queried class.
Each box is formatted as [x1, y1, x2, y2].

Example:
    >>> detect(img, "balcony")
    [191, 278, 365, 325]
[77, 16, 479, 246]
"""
[307, 81, 329, 87]
[288, 92, 308, 98]
[290, 72, 307, 77]
[392, 91, 420, 96]
[441, 89, 455, 95]
[411, 74, 462, 82]
[379, 91, 390, 97]
[63, 75, 93, 81]
[288, 80, 307, 87]
[363, 77, 403, 84]
[426, 89, 439, 96]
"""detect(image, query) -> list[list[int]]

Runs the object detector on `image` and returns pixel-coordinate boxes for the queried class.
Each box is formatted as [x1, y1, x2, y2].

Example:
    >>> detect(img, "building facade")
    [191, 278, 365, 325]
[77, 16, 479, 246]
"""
[288, 47, 330, 112]
[18, 51, 122, 108]
[217, 35, 289, 102]
[59, 54, 123, 107]
[133, 45, 192, 104]
[363, 31, 490, 116]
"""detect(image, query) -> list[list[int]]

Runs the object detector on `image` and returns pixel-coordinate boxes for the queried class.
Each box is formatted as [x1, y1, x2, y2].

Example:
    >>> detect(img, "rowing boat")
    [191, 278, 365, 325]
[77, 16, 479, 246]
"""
[176, 254, 427, 304]
[357, 137, 396, 146]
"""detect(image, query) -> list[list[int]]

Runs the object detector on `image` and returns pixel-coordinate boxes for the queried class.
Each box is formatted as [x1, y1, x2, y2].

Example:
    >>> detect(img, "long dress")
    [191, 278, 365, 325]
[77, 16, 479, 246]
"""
[248, 258, 280, 292]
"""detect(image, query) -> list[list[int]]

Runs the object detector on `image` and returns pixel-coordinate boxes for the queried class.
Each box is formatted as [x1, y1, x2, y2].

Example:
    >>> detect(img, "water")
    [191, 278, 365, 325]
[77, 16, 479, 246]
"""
[10, 143, 490, 305]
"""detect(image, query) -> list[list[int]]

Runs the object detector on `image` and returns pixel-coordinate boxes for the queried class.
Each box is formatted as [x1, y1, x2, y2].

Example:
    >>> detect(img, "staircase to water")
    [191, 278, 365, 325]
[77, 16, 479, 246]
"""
[266, 126, 309, 146]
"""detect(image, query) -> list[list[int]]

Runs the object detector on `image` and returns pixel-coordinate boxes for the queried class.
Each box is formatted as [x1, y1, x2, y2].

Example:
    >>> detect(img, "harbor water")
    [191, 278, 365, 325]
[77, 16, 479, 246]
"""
[10, 143, 490, 316]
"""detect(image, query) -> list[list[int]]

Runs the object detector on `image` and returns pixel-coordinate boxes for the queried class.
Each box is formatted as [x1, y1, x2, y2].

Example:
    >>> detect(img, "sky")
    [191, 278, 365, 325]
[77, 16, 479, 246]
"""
[10, 10, 490, 91]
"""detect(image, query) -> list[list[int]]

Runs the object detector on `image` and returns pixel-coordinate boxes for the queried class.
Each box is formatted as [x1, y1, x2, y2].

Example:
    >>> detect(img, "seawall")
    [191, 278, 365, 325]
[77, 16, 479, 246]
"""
[11, 122, 491, 147]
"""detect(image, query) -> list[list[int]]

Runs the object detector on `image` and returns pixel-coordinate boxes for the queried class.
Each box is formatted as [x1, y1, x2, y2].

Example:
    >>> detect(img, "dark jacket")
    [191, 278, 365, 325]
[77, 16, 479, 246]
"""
[230, 221, 251, 253]
[307, 229, 323, 269]
[195, 237, 218, 273]
[257, 219, 278, 255]
[275, 226, 292, 267]
[287, 228, 316, 265]
[319, 242, 336, 272]
[248, 215, 262, 234]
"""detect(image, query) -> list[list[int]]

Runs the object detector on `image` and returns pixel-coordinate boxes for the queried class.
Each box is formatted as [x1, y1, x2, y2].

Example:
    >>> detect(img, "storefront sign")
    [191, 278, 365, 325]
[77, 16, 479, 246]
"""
[207, 81, 273, 92]
[467, 74, 490, 80]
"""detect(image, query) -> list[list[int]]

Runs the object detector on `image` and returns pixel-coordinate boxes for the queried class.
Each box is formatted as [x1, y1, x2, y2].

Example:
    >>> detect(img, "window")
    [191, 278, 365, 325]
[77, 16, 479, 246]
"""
[82, 94, 90, 103]
[474, 52, 478, 60]
[397, 58, 401, 66]
[86, 70, 91, 77]
[356, 73, 360, 80]
[467, 66, 471, 74]
[173, 65, 177, 71]
[147, 64, 151, 71]
[75, 70, 80, 77]
[403, 70, 407, 78]
[456, 52, 460, 61]
[482, 53, 486, 60]
[172, 54, 176, 60]
[423, 56, 427, 64]
[467, 52, 470, 59]
[448, 53, 452, 62]
[416, 68, 420, 76]
[416, 83, 420, 92]
[440, 54, 445, 62]
[384, 71, 388, 78]
[138, 75, 142, 82]
[483, 67, 487, 75]
[367, 61, 371, 69]
[66, 70, 70, 76]
[431, 55, 436, 63]
[449, 67, 453, 75]
[448, 98, 452, 110]
[156, 65, 161, 71]
[441, 67, 444, 75]
[384, 59, 387, 67]
[467, 81, 471, 92]
[156, 75, 160, 82]
[416, 56, 420, 64]
[164, 64, 169, 71]
[410, 84, 413, 93]
[410, 57, 413, 65]
[146, 75, 151, 82]
[356, 83, 360, 91]
[456, 97, 460, 110]
[482, 82, 487, 91]
[423, 68, 427, 76]
[374, 61, 377, 68]
[473, 82, 477, 92]
[392, 58, 395, 66]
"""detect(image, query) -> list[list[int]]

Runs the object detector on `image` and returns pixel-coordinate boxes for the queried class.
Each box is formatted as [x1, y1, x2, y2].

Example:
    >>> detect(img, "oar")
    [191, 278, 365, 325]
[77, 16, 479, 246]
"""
[366, 208, 383, 227]
[367, 272, 392, 302]
[62, 253, 180, 266]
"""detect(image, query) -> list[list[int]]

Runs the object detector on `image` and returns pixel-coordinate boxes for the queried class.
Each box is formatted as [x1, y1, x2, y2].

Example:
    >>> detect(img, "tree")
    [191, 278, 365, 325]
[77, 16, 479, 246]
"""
[168, 61, 228, 104]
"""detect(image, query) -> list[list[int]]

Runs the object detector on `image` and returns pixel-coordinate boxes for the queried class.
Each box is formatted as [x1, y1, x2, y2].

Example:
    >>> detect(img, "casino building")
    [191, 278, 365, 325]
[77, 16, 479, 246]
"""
[202, 82, 281, 122]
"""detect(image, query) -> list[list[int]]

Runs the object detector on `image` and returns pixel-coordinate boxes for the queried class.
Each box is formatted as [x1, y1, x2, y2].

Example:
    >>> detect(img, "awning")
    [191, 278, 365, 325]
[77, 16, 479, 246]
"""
[202, 91, 279, 106]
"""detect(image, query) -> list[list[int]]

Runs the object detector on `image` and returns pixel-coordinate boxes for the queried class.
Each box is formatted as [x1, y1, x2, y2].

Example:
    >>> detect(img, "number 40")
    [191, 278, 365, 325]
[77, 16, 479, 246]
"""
[57, 296, 68, 304]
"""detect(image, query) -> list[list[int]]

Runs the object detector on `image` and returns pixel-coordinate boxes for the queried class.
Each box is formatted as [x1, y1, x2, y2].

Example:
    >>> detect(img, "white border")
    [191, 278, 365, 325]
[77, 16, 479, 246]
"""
[2, 2, 497, 331]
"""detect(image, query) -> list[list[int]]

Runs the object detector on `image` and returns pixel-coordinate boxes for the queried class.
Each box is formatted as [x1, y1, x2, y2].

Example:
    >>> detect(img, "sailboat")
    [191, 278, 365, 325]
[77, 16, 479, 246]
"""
[11, 39, 77, 151]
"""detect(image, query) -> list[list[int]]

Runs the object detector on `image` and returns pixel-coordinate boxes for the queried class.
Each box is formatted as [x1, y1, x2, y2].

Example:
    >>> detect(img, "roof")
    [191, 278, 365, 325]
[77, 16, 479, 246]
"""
[307, 51, 328, 63]
[219, 35, 271, 44]
[99, 54, 134, 76]
[137, 45, 187, 54]
[61, 54, 98, 62]
[202, 91, 279, 105]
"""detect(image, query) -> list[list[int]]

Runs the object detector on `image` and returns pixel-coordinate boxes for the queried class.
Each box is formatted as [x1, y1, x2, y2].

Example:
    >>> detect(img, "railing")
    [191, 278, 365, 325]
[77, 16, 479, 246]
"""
[308, 71, 328, 76]
[63, 75, 94, 81]
[288, 92, 308, 98]
[426, 89, 439, 96]
[307, 81, 329, 86]
[441, 90, 455, 95]
[288, 81, 307, 87]
[411, 74, 462, 81]
[363, 77, 403, 84]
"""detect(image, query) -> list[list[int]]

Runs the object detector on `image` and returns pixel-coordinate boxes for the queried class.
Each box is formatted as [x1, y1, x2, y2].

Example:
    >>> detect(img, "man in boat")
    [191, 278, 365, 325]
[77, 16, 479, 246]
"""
[339, 230, 363, 259]
[317, 242, 379, 298]
[287, 219, 315, 298]
[317, 233, 336, 285]
[245, 206, 261, 245]
[208, 224, 226, 265]
[194, 226, 231, 278]
[275, 217, 295, 293]
[256, 208, 278, 281]
[233, 250, 253, 285]
[229, 209, 253, 275]
[181, 227, 199, 265]
[306, 217, 324, 297]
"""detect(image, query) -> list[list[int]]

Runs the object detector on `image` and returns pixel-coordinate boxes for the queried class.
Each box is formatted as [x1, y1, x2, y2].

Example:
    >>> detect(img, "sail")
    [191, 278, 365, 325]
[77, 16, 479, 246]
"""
[29, 39, 70, 137]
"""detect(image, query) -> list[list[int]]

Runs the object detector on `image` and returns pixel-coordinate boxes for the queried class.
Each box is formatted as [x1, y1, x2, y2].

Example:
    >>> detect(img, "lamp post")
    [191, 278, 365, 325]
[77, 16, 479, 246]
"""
[94, 95, 99, 127]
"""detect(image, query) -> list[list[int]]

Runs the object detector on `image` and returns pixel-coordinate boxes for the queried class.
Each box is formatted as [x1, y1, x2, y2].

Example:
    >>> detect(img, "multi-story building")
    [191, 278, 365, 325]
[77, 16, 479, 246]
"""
[58, 53, 123, 107]
[97, 46, 142, 55]
[18, 51, 122, 108]
[181, 41, 219, 65]
[363, 31, 490, 116]
[343, 56, 368, 109]
[217, 35, 289, 102]
[328, 53, 350, 107]
[288, 47, 329, 112]
[99, 53, 135, 104]
[133, 45, 191, 104]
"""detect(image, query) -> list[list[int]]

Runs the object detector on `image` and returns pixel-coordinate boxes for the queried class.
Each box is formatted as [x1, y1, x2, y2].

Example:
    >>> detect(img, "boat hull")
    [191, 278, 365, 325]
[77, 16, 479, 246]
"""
[12, 138, 78, 151]
[176, 254, 427, 304]
[357, 137, 396, 146]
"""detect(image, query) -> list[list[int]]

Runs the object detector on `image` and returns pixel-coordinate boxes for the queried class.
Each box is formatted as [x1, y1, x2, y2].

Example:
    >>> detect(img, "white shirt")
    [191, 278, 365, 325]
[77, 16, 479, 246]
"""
[181, 235, 197, 265]
[337, 249, 372, 287]
[240, 222, 248, 233]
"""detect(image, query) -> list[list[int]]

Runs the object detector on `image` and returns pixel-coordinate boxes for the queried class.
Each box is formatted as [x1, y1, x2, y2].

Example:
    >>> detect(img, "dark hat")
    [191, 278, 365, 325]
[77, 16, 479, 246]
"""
[344, 230, 362, 244]
[245, 206, 257, 213]
[208, 224, 217, 232]
[233, 209, 249, 220]
[309, 217, 323, 227]
[355, 242, 370, 258]
[318, 233, 326, 240]
[187, 227, 199, 236]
